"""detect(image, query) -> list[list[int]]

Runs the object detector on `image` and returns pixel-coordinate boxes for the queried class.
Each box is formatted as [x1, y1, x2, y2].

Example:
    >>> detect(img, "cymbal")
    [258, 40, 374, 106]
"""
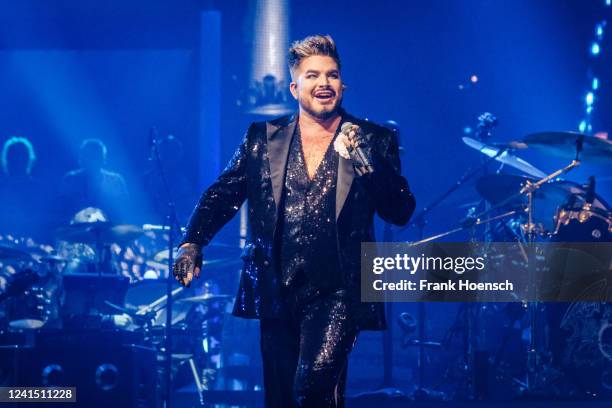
[524, 131, 612, 163]
[176, 293, 233, 304]
[0, 245, 36, 263]
[56, 222, 143, 244]
[462, 137, 547, 178]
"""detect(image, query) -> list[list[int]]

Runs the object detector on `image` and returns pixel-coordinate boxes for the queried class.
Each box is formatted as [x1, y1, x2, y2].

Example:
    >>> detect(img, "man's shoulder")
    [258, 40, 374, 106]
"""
[248, 114, 294, 129]
[101, 168, 126, 181]
[62, 168, 85, 181]
[267, 114, 295, 128]
[244, 114, 295, 140]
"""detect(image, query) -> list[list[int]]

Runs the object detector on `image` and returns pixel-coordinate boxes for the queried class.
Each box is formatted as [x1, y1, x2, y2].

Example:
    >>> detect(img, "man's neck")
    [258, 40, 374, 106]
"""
[298, 108, 342, 135]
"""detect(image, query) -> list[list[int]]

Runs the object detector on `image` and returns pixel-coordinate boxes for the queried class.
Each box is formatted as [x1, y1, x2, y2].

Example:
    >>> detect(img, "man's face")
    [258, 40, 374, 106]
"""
[290, 55, 344, 120]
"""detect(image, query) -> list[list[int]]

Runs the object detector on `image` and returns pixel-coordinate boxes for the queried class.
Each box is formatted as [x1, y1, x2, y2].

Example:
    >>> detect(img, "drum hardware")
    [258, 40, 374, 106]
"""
[406, 127, 611, 398]
[56, 221, 144, 276]
[3, 206, 234, 399]
[502, 140, 582, 393]
[133, 285, 186, 325]
[476, 131, 606, 395]
[1, 270, 51, 331]
[0, 269, 39, 302]
[124, 285, 228, 403]
[60, 273, 130, 329]
[475, 174, 601, 234]
[7, 286, 51, 330]
[395, 114, 512, 399]
[104, 300, 158, 329]
[408, 210, 518, 246]
[55, 221, 144, 245]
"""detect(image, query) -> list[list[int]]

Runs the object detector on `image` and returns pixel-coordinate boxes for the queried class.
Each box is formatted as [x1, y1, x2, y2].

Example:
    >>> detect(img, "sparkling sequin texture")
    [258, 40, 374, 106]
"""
[182, 111, 416, 329]
[279, 124, 341, 288]
[260, 286, 358, 408]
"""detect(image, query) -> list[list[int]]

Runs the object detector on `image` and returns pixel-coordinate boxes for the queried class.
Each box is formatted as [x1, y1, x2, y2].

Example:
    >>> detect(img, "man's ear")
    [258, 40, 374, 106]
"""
[289, 82, 298, 100]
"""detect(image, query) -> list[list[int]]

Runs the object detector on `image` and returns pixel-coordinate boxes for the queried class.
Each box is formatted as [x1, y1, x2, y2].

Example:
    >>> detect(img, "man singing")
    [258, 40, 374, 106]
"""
[173, 35, 416, 408]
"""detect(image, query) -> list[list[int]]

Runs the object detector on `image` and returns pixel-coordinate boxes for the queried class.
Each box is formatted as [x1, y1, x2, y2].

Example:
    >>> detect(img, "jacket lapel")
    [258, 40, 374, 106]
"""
[266, 111, 354, 222]
[336, 155, 354, 220]
[336, 110, 355, 220]
[267, 115, 297, 218]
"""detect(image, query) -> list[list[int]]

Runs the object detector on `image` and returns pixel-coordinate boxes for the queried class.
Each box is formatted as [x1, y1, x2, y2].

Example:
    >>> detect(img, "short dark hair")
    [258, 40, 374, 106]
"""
[288, 35, 341, 77]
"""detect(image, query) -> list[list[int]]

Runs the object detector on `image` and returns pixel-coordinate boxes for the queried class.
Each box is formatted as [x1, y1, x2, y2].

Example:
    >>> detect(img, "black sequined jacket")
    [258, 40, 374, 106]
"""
[183, 110, 416, 330]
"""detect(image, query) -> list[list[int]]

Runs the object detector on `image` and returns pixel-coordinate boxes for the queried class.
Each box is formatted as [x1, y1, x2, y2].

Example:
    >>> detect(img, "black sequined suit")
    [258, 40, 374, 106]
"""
[183, 109, 415, 406]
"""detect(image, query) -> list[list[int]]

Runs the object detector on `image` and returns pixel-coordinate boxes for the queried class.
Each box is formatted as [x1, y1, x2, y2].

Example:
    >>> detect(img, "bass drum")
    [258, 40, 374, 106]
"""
[552, 193, 612, 243]
[545, 190, 612, 397]
[546, 300, 612, 398]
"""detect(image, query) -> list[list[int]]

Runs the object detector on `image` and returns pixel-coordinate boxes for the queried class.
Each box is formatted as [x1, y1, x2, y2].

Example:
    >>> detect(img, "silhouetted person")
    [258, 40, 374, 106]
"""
[0, 136, 45, 239]
[59, 139, 128, 223]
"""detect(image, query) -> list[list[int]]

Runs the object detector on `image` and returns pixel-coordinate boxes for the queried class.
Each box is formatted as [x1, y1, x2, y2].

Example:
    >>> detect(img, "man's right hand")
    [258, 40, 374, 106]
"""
[173, 243, 203, 287]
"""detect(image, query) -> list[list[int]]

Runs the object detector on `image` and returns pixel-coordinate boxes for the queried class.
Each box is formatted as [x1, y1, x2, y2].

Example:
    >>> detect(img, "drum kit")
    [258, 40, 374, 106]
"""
[0, 217, 242, 397]
[412, 127, 612, 245]
[412, 124, 612, 399]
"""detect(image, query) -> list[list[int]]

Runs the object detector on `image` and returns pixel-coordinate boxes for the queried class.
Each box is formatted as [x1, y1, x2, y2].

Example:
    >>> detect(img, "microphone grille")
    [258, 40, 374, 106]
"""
[341, 122, 354, 132]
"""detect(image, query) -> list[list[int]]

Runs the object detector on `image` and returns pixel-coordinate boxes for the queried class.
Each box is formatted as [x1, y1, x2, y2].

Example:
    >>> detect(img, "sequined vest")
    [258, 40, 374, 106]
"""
[278, 124, 342, 289]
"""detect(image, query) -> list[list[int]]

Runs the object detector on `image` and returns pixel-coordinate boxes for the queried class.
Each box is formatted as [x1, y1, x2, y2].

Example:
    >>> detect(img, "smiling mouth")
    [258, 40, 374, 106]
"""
[313, 90, 335, 101]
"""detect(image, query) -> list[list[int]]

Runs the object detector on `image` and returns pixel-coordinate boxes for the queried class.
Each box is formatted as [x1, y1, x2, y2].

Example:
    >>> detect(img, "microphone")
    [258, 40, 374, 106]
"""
[149, 126, 159, 161]
[341, 122, 375, 175]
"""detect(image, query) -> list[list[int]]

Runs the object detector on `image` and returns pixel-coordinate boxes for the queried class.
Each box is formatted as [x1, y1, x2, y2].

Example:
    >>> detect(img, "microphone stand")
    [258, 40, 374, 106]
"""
[149, 129, 184, 408]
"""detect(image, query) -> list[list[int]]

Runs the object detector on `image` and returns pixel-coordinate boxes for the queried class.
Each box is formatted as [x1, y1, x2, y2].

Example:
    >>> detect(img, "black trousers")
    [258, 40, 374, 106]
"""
[259, 286, 359, 408]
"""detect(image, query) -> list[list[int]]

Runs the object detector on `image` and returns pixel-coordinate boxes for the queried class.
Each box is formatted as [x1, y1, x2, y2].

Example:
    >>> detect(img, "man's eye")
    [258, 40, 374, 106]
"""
[329, 73, 339, 79]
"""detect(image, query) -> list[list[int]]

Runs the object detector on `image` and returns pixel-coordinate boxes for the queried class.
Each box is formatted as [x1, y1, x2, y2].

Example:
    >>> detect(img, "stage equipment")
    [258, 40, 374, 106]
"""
[524, 131, 612, 163]
[0, 330, 157, 408]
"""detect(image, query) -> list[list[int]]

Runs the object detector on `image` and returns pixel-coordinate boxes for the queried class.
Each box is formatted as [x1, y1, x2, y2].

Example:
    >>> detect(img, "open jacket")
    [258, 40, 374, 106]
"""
[183, 110, 416, 330]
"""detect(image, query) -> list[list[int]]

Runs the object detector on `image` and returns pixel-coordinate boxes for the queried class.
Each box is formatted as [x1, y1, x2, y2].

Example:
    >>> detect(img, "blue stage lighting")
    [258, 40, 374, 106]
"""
[579, 120, 587, 132]
[592, 77, 600, 90]
[607, 0, 611, 7]
[591, 42, 601, 55]
[463, 126, 473, 134]
[586, 106, 593, 114]
[586, 92, 595, 106]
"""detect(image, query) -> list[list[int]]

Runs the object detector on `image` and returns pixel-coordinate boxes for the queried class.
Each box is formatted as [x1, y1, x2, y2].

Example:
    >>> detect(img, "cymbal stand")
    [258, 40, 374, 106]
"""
[519, 156, 580, 394]
[514, 132, 583, 394]
[400, 146, 510, 236]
